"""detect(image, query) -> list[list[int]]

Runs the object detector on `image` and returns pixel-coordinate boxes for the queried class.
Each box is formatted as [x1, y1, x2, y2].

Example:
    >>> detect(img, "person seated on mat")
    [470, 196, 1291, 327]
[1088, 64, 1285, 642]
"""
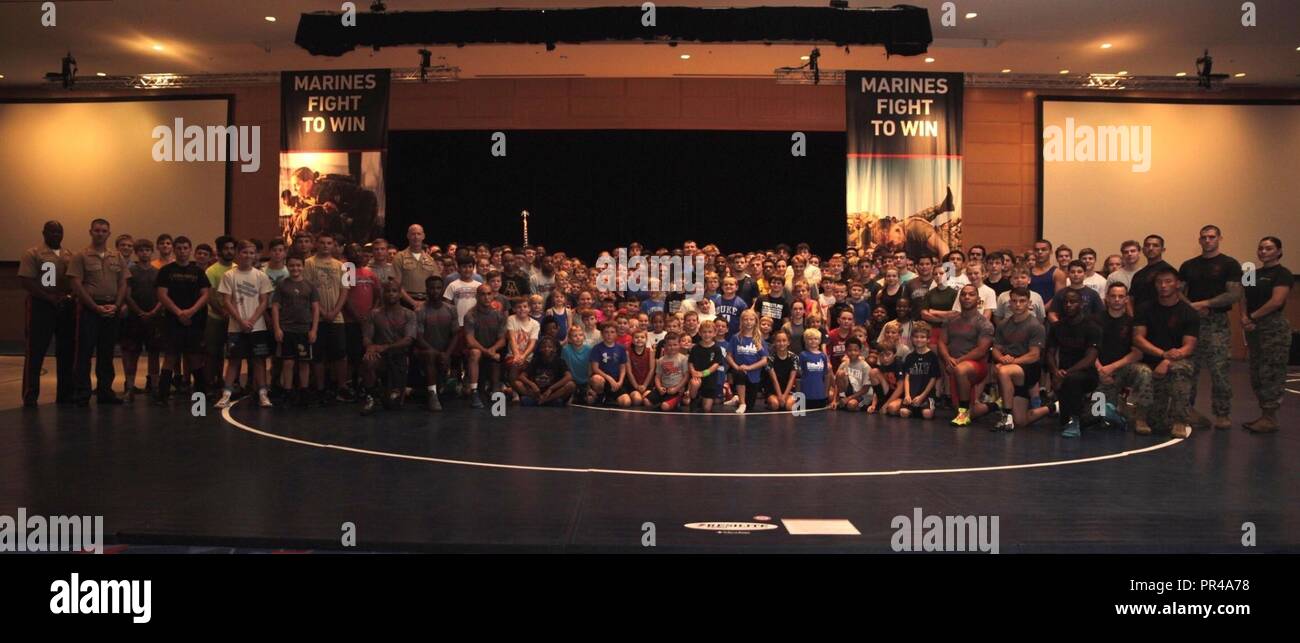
[626, 328, 656, 407]
[1045, 288, 1102, 438]
[833, 337, 872, 411]
[647, 331, 689, 411]
[587, 321, 630, 407]
[991, 288, 1051, 432]
[515, 336, 575, 407]
[359, 281, 416, 416]
[886, 323, 941, 419]
[504, 296, 540, 401]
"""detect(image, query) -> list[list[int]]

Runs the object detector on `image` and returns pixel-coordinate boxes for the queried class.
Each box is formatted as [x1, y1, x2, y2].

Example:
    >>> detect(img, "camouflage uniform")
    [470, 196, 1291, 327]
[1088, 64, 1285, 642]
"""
[1098, 362, 1153, 413]
[1188, 311, 1233, 416]
[1245, 313, 1292, 412]
[1147, 359, 1195, 432]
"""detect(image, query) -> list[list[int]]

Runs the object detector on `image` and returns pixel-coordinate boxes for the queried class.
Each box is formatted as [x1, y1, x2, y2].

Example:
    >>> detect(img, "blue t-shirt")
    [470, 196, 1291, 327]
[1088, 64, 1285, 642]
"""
[546, 310, 570, 342]
[711, 294, 749, 337]
[729, 335, 768, 384]
[798, 351, 829, 401]
[590, 342, 628, 378]
[640, 299, 666, 316]
[850, 298, 872, 326]
[562, 343, 592, 385]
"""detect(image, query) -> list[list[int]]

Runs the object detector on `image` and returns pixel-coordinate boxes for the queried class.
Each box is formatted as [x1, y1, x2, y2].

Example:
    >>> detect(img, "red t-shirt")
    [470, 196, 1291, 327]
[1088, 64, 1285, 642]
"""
[825, 326, 854, 371]
[344, 266, 379, 323]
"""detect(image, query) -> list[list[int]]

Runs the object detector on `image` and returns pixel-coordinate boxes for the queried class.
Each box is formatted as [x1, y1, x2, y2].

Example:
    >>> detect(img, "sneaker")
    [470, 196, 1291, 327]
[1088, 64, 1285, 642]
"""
[470, 392, 485, 409]
[1170, 423, 1192, 439]
[214, 391, 233, 409]
[734, 403, 747, 414]
[722, 395, 740, 407]
[385, 390, 402, 410]
[1061, 418, 1081, 438]
[995, 413, 1015, 432]
[427, 392, 442, 412]
[258, 390, 273, 408]
[1134, 419, 1153, 435]
[360, 395, 377, 416]
[951, 408, 971, 427]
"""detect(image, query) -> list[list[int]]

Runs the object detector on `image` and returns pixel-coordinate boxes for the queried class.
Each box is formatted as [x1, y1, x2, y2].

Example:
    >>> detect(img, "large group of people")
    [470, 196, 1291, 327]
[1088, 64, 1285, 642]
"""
[18, 219, 1293, 438]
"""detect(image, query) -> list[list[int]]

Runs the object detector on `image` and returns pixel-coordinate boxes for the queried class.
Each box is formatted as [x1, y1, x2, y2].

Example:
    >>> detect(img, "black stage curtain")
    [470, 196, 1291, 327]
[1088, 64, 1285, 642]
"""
[385, 129, 845, 260]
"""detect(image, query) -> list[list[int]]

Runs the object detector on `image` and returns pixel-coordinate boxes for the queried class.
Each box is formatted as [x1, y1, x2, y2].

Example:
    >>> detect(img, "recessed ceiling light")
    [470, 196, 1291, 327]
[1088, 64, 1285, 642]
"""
[1059, 69, 1070, 74]
[152, 44, 164, 51]
[96, 72, 106, 77]
[1117, 70, 1128, 76]
[800, 55, 810, 61]
[965, 12, 977, 19]
[265, 16, 276, 22]
[1001, 68, 1011, 73]
[924, 57, 935, 63]
[0, 75, 5, 79]
[680, 54, 690, 60]
[1100, 43, 1112, 49]
[1175, 71, 1187, 77]
[1234, 72, 1246, 77]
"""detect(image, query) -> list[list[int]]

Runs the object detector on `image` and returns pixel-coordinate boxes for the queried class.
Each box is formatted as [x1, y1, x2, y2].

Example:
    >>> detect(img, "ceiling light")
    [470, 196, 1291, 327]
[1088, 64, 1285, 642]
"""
[1059, 69, 1070, 74]
[1175, 71, 1187, 77]
[1117, 70, 1128, 75]
[924, 57, 935, 63]
[1234, 72, 1246, 77]
[965, 12, 977, 19]
[1100, 43, 1112, 49]
[800, 55, 810, 61]
[96, 72, 106, 77]
[0, 75, 5, 79]
[680, 54, 690, 60]
[265, 16, 276, 22]
[1001, 68, 1011, 73]
[152, 44, 164, 51]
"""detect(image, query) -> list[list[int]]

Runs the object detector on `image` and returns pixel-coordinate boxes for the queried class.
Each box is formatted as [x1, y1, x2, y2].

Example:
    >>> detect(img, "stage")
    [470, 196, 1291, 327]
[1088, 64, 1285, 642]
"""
[1, 357, 1296, 553]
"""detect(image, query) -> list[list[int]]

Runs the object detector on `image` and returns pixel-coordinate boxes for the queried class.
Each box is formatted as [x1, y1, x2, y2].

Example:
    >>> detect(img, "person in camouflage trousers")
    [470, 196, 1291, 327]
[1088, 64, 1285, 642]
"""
[1098, 361, 1154, 432]
[1187, 312, 1233, 427]
[1179, 225, 1244, 430]
[1148, 360, 1195, 435]
[1241, 236, 1293, 434]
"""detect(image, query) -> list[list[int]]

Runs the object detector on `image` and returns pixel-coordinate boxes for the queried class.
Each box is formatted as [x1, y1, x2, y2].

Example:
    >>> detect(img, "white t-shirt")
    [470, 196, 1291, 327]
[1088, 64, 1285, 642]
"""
[218, 267, 274, 332]
[994, 290, 1046, 323]
[443, 279, 480, 325]
[506, 315, 540, 352]
[1083, 273, 1108, 299]
[1106, 267, 1137, 290]
[951, 283, 998, 315]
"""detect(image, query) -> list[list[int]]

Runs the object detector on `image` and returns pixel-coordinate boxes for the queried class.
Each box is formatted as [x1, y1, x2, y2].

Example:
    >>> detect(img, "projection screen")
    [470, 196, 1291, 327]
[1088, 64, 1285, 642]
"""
[0, 97, 230, 261]
[1041, 98, 1300, 265]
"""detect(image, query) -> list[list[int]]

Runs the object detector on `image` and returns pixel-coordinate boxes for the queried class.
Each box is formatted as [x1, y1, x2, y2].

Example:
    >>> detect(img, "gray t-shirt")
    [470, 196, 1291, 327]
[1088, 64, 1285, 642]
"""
[656, 352, 689, 390]
[416, 303, 457, 351]
[994, 314, 1046, 358]
[944, 310, 994, 358]
[365, 306, 417, 346]
[274, 278, 319, 333]
[840, 357, 871, 391]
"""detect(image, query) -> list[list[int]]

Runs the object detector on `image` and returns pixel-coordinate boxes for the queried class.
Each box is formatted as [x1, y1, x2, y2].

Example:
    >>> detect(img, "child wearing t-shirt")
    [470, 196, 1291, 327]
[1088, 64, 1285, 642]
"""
[648, 331, 689, 411]
[687, 320, 727, 412]
[272, 253, 320, 407]
[516, 336, 575, 407]
[626, 329, 656, 407]
[505, 297, 540, 399]
[834, 337, 872, 411]
[887, 322, 942, 419]
[561, 326, 593, 399]
[725, 309, 768, 414]
[797, 327, 830, 409]
[764, 329, 799, 411]
[588, 322, 630, 407]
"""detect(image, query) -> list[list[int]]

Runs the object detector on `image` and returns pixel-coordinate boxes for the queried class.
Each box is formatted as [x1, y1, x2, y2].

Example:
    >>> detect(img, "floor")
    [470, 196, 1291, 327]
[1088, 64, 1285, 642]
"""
[1, 356, 1296, 553]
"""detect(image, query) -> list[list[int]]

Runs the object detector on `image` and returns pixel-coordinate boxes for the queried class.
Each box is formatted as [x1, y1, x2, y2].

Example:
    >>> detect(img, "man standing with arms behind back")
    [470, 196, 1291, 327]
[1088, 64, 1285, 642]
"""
[67, 218, 128, 406]
[18, 221, 75, 407]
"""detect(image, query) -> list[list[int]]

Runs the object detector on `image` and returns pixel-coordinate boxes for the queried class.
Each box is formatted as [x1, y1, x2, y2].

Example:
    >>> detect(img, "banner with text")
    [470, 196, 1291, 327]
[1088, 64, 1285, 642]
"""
[846, 71, 963, 260]
[279, 69, 390, 245]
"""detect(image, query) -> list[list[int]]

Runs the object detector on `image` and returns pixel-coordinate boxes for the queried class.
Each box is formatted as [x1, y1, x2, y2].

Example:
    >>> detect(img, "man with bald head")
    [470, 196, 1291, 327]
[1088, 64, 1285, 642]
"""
[19, 221, 76, 407]
[393, 224, 440, 308]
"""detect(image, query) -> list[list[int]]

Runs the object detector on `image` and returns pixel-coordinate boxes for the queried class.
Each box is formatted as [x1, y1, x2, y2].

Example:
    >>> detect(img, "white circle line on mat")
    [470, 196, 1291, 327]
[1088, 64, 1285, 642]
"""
[221, 401, 1184, 478]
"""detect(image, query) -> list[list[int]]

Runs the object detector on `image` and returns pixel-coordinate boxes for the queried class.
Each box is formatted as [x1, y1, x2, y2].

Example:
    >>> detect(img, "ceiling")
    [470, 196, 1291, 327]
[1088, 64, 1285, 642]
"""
[1, 0, 1297, 86]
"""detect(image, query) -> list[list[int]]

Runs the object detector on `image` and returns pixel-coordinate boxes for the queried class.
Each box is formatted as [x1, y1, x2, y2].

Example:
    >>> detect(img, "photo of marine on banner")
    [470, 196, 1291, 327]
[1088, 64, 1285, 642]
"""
[845, 70, 963, 259]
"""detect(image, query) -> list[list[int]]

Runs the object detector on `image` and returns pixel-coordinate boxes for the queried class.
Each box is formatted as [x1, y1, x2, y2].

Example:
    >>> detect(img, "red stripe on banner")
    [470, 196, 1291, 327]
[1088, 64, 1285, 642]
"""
[846, 153, 964, 159]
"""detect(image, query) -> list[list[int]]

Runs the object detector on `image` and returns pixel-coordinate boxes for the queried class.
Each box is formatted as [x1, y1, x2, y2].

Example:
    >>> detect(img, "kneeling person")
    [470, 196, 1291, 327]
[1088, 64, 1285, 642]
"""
[360, 282, 417, 415]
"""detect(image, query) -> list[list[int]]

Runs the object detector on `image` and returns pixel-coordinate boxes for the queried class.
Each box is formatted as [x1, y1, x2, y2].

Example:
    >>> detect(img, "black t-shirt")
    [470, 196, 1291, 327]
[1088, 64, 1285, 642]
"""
[1048, 315, 1101, 369]
[766, 352, 797, 390]
[1245, 264, 1293, 315]
[689, 343, 727, 386]
[1129, 260, 1173, 310]
[1179, 254, 1242, 313]
[526, 354, 569, 390]
[876, 286, 904, 321]
[500, 272, 531, 299]
[1134, 300, 1200, 367]
[901, 350, 942, 394]
[156, 261, 208, 313]
[986, 276, 1012, 297]
[1098, 311, 1135, 366]
[755, 294, 791, 324]
[736, 276, 760, 307]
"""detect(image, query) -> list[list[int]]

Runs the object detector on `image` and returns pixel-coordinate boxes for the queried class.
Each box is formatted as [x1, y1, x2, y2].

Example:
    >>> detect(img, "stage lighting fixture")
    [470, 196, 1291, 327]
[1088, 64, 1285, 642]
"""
[546, 42, 556, 51]
[829, 1, 849, 8]
[43, 52, 77, 89]
[370, 1, 387, 12]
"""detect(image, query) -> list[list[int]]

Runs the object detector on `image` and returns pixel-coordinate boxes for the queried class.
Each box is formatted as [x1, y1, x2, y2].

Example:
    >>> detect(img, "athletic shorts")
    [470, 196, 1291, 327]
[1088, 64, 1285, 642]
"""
[695, 376, 720, 399]
[951, 358, 989, 395]
[648, 389, 683, 410]
[344, 322, 364, 362]
[906, 398, 936, 416]
[375, 352, 410, 387]
[166, 314, 207, 354]
[279, 331, 314, 361]
[1020, 363, 1042, 389]
[226, 330, 273, 359]
[314, 323, 347, 362]
[121, 316, 164, 352]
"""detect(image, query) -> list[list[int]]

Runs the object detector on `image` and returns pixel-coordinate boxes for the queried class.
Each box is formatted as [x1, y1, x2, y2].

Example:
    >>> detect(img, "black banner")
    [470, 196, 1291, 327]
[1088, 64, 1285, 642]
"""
[280, 69, 390, 152]
[846, 70, 963, 260]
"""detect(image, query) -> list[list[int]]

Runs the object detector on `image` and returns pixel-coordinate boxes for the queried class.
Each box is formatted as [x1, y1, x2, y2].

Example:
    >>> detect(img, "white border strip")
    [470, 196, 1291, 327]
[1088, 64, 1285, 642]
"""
[221, 401, 1184, 478]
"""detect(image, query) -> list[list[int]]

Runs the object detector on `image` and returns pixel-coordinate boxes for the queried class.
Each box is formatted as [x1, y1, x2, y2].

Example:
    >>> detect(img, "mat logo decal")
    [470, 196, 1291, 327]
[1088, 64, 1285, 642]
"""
[684, 522, 780, 534]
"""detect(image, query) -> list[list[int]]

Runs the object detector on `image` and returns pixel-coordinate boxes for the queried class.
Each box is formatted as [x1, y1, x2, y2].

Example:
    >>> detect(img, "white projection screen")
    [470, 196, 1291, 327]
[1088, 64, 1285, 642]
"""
[0, 97, 229, 261]
[1041, 98, 1300, 265]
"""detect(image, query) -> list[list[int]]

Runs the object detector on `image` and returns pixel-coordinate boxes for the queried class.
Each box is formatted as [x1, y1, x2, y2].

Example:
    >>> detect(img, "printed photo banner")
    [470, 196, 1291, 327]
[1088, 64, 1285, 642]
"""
[845, 70, 963, 260]
[279, 69, 390, 246]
